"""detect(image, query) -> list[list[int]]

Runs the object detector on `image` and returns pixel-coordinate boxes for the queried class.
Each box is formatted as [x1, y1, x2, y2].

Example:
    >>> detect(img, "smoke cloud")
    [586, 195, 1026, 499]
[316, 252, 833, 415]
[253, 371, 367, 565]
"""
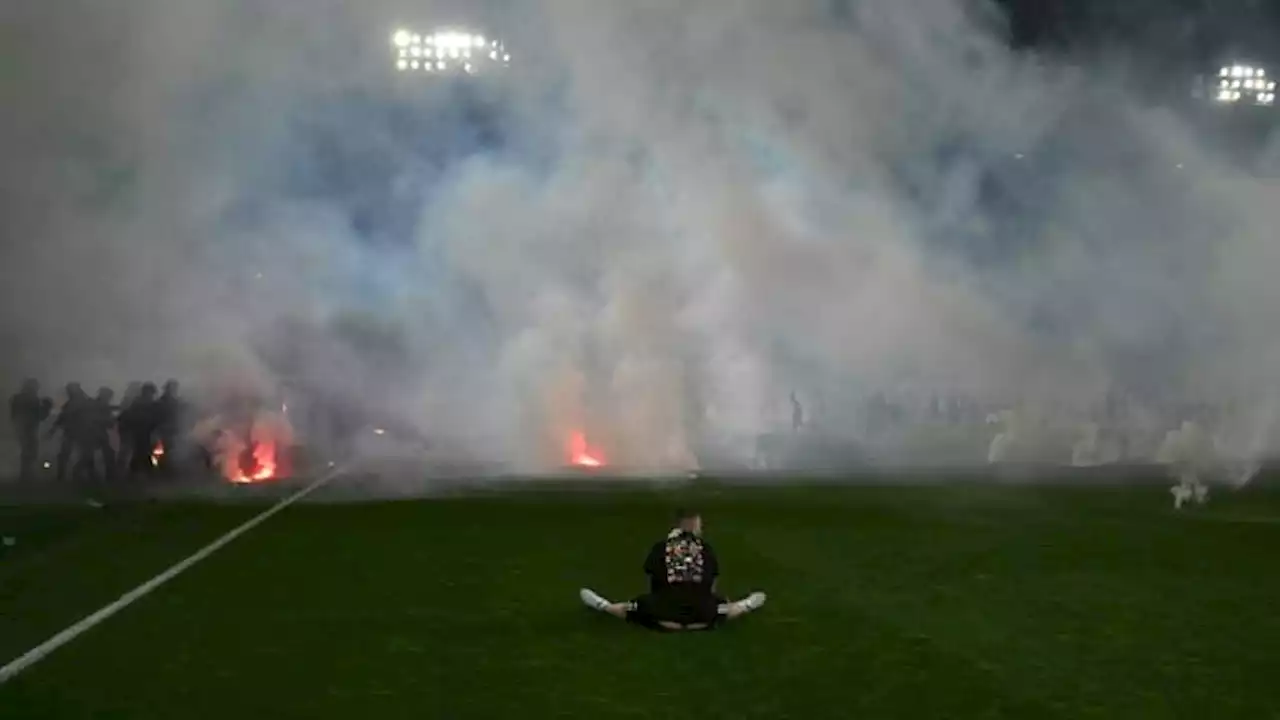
[4, 0, 1280, 473]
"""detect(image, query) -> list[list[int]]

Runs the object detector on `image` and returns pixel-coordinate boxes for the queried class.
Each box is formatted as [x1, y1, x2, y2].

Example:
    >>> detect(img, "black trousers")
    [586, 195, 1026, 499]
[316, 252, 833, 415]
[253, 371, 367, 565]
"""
[627, 589, 727, 631]
[14, 428, 39, 480]
[74, 437, 116, 485]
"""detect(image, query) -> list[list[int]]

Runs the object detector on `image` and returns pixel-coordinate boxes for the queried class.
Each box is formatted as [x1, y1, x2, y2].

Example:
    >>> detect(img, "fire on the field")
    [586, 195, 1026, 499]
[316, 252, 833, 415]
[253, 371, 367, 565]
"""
[190, 405, 294, 484]
[568, 430, 605, 468]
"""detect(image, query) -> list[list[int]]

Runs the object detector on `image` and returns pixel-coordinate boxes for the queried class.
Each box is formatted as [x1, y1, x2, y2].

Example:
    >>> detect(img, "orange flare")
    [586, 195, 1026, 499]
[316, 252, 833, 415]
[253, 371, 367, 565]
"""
[568, 430, 605, 468]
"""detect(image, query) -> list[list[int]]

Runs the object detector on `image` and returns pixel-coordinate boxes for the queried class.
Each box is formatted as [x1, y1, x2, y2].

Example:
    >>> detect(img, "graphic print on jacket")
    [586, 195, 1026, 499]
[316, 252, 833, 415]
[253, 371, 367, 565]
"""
[663, 529, 707, 585]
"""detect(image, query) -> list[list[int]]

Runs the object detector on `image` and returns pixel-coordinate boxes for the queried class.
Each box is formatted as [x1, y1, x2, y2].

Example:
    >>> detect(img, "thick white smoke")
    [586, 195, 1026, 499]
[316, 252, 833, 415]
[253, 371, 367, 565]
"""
[3, 0, 1280, 474]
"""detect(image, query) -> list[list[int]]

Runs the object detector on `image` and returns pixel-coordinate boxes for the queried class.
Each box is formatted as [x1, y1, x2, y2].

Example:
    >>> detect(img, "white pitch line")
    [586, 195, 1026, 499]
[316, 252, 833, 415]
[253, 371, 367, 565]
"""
[0, 468, 343, 686]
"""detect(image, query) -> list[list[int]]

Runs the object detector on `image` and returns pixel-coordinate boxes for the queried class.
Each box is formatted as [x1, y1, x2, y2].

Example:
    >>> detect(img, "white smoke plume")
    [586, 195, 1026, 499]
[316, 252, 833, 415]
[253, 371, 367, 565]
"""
[3, 0, 1280, 475]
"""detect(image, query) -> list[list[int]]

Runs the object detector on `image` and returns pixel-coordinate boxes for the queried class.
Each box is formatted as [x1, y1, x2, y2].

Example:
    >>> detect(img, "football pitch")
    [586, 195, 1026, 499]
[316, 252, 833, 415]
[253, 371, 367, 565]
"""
[2, 478, 1280, 719]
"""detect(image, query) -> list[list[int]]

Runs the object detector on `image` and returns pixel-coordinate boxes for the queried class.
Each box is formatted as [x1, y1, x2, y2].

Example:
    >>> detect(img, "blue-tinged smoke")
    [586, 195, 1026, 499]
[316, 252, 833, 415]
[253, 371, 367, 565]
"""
[4, 0, 1280, 474]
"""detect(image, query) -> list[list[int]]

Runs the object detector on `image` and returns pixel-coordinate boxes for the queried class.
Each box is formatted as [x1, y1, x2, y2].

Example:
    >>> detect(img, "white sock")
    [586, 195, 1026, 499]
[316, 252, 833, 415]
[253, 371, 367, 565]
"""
[579, 588, 612, 612]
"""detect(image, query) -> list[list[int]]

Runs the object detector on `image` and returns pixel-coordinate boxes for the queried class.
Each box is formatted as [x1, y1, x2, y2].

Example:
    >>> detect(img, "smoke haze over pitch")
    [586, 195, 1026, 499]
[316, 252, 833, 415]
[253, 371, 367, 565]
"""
[3, 0, 1280, 472]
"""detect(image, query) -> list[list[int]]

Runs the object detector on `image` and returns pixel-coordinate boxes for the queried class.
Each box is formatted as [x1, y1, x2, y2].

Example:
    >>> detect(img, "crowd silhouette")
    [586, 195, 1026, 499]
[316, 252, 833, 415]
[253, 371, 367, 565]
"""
[8, 379, 189, 489]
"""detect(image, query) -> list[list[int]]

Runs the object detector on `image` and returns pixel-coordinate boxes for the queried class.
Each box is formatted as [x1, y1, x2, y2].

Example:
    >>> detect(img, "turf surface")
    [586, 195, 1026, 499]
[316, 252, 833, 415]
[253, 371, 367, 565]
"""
[2, 481, 1280, 718]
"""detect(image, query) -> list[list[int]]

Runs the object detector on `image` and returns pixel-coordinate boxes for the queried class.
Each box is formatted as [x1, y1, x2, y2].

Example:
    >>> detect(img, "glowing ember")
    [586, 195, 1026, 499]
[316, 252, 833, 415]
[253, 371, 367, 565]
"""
[230, 440, 278, 484]
[568, 430, 605, 468]
[150, 442, 165, 468]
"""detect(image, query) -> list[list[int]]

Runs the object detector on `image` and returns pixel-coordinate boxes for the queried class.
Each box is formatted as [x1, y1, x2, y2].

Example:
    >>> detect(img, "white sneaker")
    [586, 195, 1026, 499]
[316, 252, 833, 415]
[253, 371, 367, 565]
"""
[579, 588, 611, 612]
[719, 591, 768, 615]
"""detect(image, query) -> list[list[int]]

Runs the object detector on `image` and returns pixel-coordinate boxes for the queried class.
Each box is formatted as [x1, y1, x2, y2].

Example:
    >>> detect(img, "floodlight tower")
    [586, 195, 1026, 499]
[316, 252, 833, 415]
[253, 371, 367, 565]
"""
[390, 26, 512, 76]
[1204, 61, 1276, 107]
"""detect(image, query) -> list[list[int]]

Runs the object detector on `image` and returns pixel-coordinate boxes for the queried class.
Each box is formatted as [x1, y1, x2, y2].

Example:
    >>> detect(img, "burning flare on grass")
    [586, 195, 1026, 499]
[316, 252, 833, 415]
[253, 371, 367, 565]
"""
[568, 430, 605, 468]
[193, 405, 292, 484]
[150, 441, 165, 468]
[231, 439, 278, 484]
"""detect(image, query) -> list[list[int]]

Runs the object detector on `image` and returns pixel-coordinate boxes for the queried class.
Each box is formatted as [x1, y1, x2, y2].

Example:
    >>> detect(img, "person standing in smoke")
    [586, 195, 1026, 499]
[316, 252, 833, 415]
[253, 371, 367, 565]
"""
[49, 383, 89, 483]
[73, 387, 118, 493]
[155, 380, 186, 475]
[115, 381, 142, 474]
[9, 379, 52, 480]
[791, 391, 804, 433]
[119, 383, 160, 478]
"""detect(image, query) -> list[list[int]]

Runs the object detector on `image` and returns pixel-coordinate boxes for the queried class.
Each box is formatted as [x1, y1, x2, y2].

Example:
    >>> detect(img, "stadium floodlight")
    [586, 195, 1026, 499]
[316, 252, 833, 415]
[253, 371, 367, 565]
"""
[390, 26, 511, 75]
[1211, 61, 1279, 107]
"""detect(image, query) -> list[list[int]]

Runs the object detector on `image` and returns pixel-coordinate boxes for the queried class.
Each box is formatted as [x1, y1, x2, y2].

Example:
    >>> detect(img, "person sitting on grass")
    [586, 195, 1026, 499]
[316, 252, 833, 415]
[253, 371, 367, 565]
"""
[579, 508, 766, 631]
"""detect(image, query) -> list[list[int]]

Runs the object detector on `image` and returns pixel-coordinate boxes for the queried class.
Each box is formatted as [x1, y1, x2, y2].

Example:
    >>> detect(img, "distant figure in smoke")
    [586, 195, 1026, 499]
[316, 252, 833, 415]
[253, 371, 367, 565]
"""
[49, 383, 89, 483]
[73, 387, 118, 490]
[580, 509, 767, 632]
[115, 381, 142, 474]
[791, 391, 804, 433]
[1158, 420, 1214, 509]
[155, 380, 186, 475]
[119, 383, 160, 478]
[9, 379, 52, 480]
[987, 409, 1017, 463]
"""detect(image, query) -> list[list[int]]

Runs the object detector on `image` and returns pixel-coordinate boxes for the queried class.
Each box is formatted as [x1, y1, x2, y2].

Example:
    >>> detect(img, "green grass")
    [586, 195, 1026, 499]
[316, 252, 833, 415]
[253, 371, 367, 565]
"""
[3, 481, 1280, 718]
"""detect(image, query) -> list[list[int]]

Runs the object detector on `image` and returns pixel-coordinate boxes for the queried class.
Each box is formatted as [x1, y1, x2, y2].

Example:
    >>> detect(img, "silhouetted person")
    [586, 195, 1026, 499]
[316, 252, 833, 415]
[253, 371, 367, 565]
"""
[791, 391, 804, 432]
[115, 381, 143, 474]
[74, 387, 118, 489]
[579, 509, 767, 631]
[50, 383, 89, 483]
[119, 383, 160, 478]
[155, 380, 186, 475]
[10, 379, 51, 480]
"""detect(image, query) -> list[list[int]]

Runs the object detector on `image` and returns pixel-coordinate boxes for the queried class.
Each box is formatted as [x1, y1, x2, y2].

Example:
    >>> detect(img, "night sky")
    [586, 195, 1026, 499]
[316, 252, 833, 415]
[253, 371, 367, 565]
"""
[997, 0, 1279, 63]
